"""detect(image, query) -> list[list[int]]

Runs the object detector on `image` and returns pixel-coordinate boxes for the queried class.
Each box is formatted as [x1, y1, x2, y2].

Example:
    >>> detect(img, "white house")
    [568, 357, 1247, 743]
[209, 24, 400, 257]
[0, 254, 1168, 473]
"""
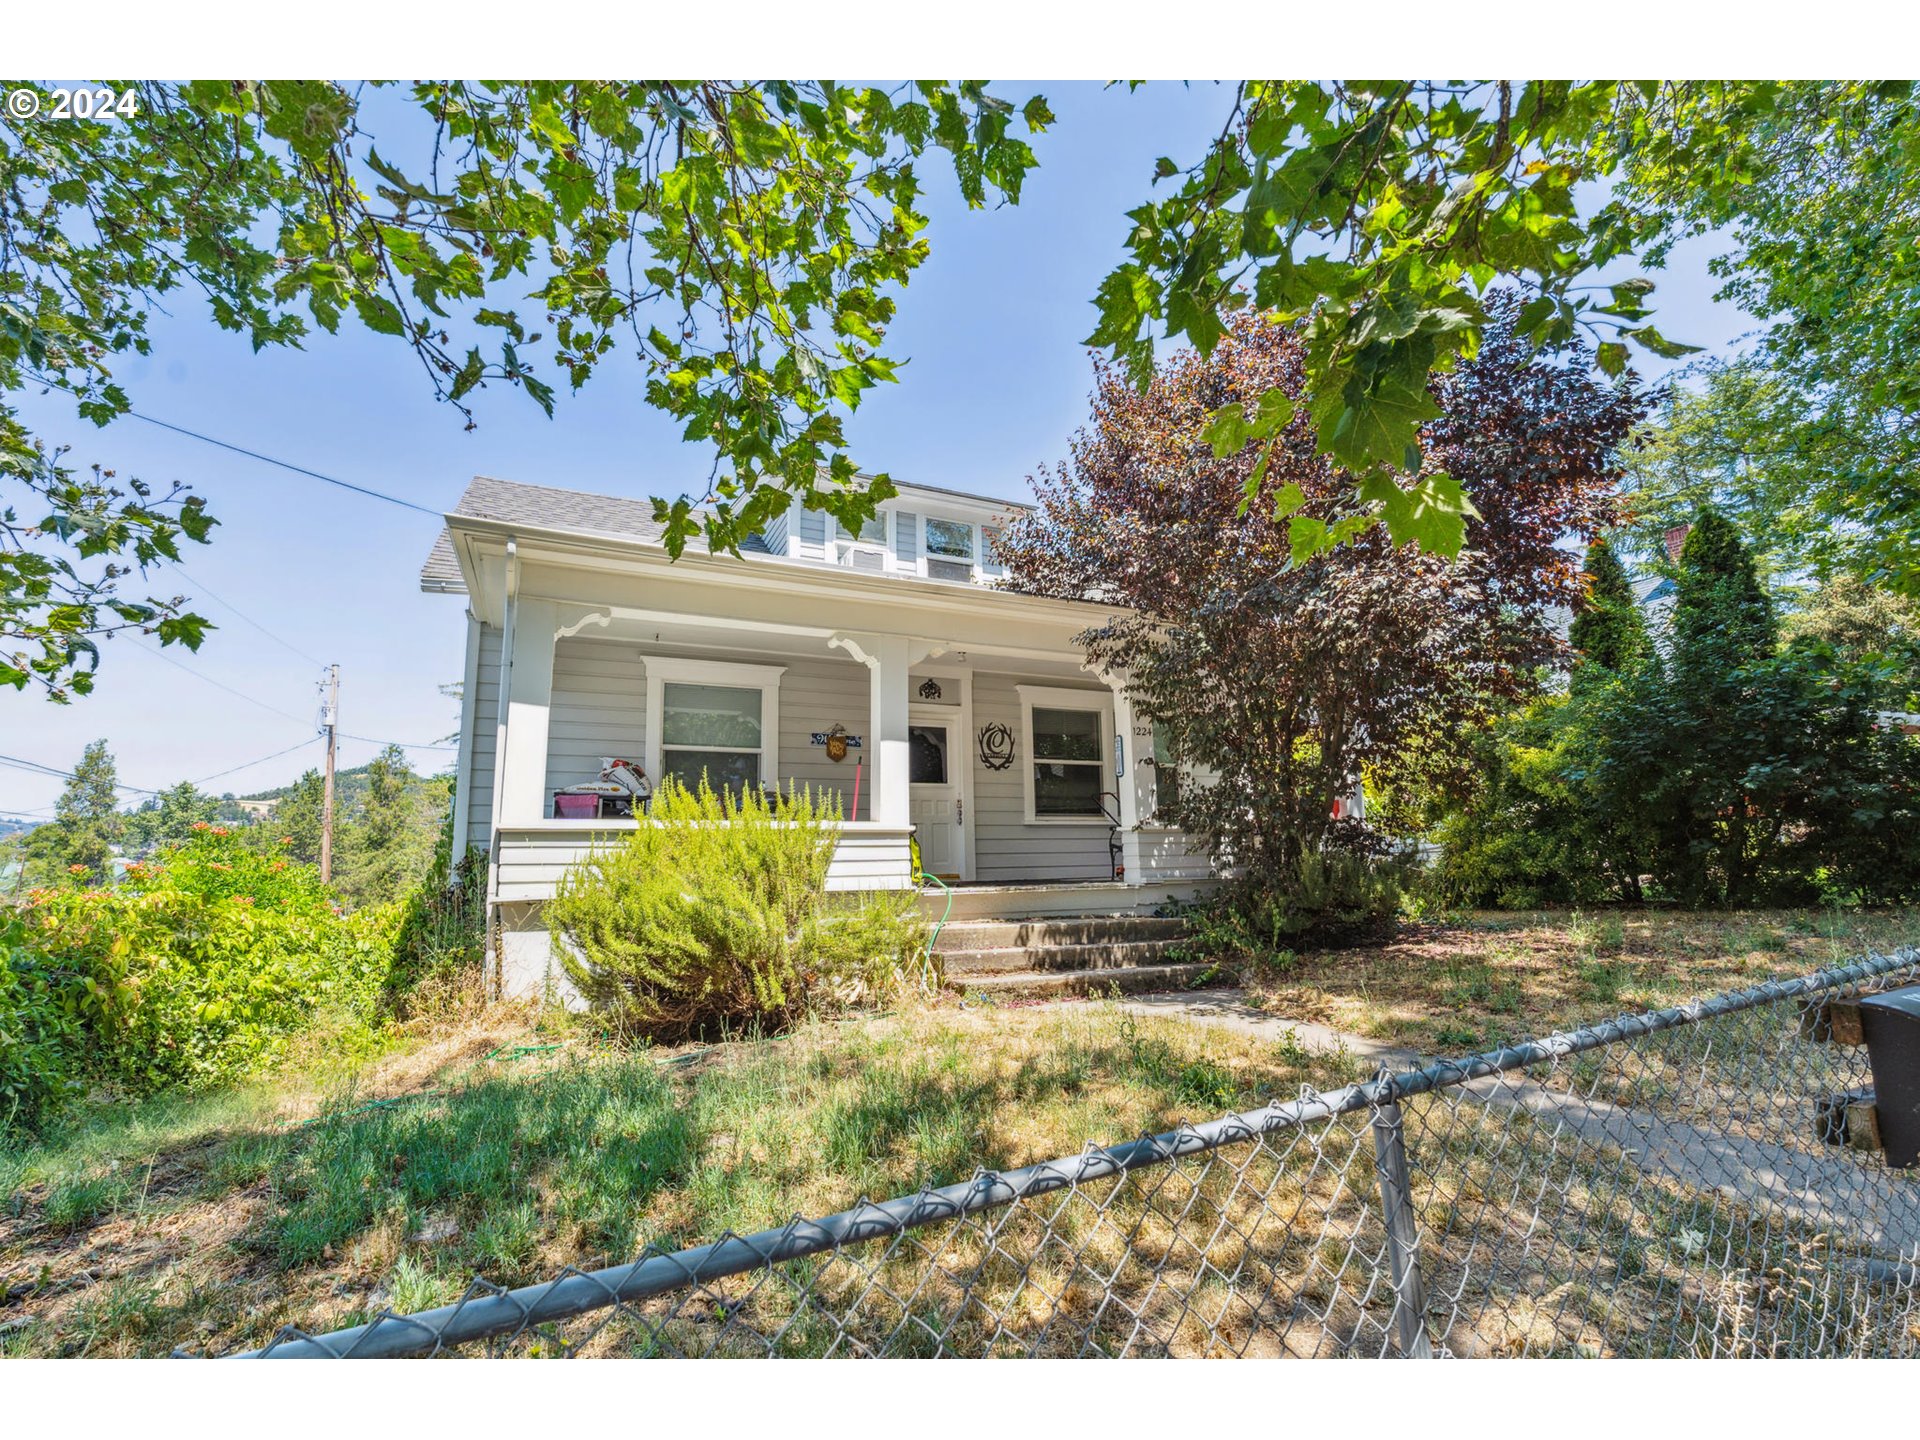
[423, 475, 1217, 995]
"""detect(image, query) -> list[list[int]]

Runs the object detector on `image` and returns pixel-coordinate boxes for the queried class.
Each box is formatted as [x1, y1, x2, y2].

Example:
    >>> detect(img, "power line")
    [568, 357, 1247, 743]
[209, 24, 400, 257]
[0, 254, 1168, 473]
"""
[29, 373, 443, 517]
[339, 731, 458, 753]
[191, 736, 324, 787]
[0, 735, 324, 812]
[127, 638, 316, 726]
[0, 752, 158, 796]
[166, 562, 328, 670]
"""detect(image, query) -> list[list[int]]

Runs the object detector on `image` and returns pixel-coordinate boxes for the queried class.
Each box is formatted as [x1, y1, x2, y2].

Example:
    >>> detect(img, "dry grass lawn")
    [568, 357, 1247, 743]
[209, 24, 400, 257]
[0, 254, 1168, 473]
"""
[8, 905, 1916, 1359]
[0, 998, 1359, 1358]
[1245, 906, 1920, 1053]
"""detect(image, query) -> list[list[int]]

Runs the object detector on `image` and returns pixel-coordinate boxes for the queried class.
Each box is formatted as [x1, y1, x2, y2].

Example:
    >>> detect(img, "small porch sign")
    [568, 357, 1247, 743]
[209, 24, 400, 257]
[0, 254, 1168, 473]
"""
[811, 727, 863, 762]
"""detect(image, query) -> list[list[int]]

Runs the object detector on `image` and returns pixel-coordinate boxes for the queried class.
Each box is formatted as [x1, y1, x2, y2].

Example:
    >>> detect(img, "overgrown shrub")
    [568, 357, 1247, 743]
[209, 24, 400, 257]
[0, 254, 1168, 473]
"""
[0, 909, 85, 1136]
[546, 779, 929, 1040]
[13, 826, 402, 1107]
[1425, 698, 1618, 909]
[385, 847, 489, 1017]
[1427, 514, 1920, 909]
[1182, 850, 1403, 967]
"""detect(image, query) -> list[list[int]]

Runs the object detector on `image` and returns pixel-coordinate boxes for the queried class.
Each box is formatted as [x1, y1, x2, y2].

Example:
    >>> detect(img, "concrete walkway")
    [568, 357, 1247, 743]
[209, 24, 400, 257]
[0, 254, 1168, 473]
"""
[1089, 987, 1920, 1258]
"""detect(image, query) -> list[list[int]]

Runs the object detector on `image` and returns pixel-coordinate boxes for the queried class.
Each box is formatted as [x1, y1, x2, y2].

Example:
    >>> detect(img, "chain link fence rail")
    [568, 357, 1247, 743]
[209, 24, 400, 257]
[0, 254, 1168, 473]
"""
[233, 947, 1920, 1358]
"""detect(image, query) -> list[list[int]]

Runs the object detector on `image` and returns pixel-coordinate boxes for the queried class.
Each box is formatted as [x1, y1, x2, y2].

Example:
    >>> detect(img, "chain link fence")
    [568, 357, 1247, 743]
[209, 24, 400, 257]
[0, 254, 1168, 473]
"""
[233, 948, 1920, 1358]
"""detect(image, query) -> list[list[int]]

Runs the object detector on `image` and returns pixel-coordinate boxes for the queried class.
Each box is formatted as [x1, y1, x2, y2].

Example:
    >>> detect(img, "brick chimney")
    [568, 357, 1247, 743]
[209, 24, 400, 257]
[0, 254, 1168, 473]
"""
[1664, 524, 1691, 564]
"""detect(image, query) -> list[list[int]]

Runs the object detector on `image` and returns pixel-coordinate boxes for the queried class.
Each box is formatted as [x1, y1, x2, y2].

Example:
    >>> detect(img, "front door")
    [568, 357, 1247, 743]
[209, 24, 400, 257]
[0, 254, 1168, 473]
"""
[908, 714, 964, 880]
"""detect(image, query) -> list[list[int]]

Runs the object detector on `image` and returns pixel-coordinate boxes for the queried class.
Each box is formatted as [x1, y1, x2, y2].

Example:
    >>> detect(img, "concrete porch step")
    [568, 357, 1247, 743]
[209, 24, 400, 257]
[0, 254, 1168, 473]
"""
[930, 914, 1188, 954]
[941, 938, 1187, 976]
[947, 961, 1219, 1000]
[923, 880, 1214, 923]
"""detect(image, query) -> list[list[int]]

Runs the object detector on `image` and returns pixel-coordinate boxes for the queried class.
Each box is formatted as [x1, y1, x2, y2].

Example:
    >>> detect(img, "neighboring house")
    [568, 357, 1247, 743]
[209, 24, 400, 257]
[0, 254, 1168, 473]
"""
[423, 475, 1216, 996]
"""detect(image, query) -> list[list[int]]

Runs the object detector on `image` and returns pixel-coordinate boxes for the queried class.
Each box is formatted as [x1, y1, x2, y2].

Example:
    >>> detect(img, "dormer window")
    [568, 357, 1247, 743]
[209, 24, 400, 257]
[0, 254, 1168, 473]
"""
[838, 515, 887, 544]
[925, 518, 976, 583]
[834, 514, 890, 572]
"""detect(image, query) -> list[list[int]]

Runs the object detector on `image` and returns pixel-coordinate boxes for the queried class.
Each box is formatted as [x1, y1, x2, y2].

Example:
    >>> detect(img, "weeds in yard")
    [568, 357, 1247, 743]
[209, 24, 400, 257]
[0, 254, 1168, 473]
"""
[40, 1170, 130, 1232]
[382, 1253, 454, 1316]
[1578, 959, 1634, 1006]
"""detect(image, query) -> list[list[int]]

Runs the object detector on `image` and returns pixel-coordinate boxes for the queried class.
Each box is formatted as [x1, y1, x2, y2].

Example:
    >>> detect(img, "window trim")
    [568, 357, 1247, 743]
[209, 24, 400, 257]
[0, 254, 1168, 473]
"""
[643, 656, 786, 799]
[1015, 684, 1114, 826]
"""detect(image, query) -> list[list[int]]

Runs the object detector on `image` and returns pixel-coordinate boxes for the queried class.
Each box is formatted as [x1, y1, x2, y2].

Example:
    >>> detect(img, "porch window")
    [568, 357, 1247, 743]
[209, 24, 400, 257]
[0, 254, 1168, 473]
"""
[1149, 720, 1180, 819]
[661, 683, 763, 796]
[643, 657, 786, 803]
[1016, 685, 1113, 823]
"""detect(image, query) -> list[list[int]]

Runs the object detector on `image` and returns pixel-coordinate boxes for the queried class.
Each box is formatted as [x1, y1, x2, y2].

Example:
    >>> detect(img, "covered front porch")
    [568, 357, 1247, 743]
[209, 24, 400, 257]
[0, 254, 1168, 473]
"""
[450, 522, 1215, 908]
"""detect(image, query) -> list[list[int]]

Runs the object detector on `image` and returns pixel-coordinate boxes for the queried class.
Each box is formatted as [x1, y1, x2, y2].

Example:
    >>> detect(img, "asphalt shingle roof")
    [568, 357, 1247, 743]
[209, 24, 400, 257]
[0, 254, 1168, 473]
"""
[418, 475, 769, 593]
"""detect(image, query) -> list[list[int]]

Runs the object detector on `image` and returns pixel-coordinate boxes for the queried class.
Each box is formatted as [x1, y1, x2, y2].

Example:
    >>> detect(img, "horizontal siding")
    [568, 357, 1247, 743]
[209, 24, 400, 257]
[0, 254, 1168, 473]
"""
[495, 831, 618, 899]
[493, 636, 1202, 889]
[1135, 827, 1216, 882]
[495, 825, 912, 901]
[534, 638, 872, 821]
[466, 623, 502, 852]
[543, 637, 648, 806]
[796, 508, 827, 560]
[775, 653, 873, 819]
[824, 829, 915, 890]
[971, 670, 1116, 883]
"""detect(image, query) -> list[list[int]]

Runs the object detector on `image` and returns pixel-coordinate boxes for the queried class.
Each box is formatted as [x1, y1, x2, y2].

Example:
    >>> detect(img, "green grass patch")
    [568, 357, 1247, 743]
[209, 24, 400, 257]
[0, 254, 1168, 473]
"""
[40, 1170, 131, 1232]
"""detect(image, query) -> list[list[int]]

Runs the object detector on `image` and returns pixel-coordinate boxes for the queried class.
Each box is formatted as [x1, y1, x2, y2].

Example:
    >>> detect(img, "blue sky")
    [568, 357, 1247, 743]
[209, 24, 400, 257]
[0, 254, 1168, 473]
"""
[1, 82, 1753, 818]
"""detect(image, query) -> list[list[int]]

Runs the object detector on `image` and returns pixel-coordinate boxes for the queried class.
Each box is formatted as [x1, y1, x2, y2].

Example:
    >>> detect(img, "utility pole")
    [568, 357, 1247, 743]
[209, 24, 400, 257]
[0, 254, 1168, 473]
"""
[319, 663, 339, 885]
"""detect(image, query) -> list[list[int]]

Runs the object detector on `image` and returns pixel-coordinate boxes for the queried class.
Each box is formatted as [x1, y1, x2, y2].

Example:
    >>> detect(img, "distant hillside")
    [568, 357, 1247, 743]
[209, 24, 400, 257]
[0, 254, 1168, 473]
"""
[239, 759, 452, 818]
[241, 761, 381, 808]
[0, 815, 42, 839]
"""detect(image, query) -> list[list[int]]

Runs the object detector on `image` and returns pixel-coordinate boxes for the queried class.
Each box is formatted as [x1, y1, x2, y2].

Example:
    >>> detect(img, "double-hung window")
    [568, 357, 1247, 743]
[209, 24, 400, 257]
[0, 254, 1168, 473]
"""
[834, 514, 889, 570]
[644, 658, 785, 802]
[924, 517, 976, 582]
[1016, 685, 1112, 823]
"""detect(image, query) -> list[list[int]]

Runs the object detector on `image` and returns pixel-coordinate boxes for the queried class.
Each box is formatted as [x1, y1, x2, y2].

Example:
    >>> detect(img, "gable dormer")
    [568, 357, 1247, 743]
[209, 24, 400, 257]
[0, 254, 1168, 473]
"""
[769, 479, 1024, 586]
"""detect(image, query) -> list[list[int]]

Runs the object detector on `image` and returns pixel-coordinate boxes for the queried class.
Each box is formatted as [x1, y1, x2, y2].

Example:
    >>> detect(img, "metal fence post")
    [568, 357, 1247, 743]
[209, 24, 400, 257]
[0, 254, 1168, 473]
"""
[1370, 1087, 1434, 1358]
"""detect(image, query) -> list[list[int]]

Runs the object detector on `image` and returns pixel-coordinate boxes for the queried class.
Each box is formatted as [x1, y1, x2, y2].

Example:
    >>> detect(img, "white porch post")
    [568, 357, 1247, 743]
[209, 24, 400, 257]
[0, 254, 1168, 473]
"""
[829, 632, 912, 829]
[498, 597, 559, 825]
[870, 636, 915, 830]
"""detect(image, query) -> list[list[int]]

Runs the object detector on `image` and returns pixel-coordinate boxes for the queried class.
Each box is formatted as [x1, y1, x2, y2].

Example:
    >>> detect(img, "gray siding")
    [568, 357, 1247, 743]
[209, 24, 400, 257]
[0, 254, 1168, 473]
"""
[970, 670, 1116, 883]
[534, 639, 871, 820]
[466, 622, 503, 852]
[796, 508, 827, 559]
[761, 512, 790, 556]
[773, 652, 872, 819]
[894, 510, 918, 568]
[543, 638, 649, 803]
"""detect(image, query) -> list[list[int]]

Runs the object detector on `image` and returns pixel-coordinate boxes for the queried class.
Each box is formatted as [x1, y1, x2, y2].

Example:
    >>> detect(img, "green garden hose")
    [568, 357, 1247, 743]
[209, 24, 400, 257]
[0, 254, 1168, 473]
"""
[916, 870, 952, 989]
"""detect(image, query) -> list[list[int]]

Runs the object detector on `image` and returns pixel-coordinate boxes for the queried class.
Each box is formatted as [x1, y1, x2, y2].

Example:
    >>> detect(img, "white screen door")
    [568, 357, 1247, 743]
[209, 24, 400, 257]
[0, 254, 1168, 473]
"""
[908, 715, 963, 879]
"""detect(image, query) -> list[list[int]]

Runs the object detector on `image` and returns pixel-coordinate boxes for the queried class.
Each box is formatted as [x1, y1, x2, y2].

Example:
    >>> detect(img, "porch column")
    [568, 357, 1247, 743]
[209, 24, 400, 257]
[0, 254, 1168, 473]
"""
[870, 636, 912, 830]
[497, 597, 559, 825]
[828, 631, 913, 830]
